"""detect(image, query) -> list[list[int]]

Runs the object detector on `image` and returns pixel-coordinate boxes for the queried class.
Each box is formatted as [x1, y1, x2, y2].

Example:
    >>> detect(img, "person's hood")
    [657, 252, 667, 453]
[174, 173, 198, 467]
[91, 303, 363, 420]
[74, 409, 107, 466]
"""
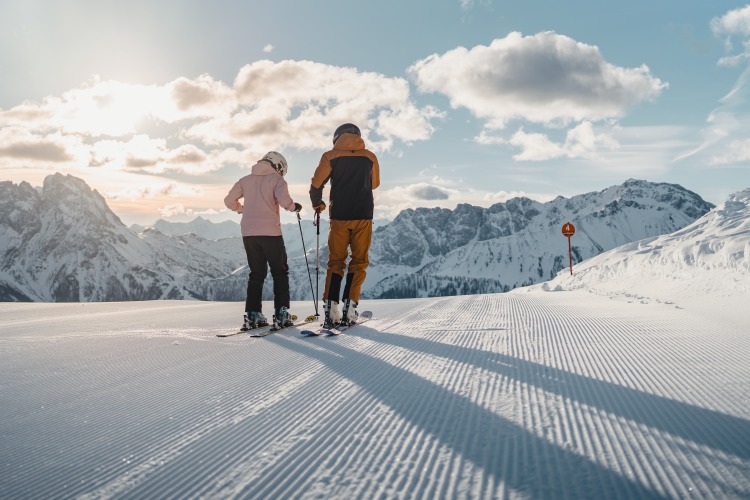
[333, 133, 366, 151]
[251, 160, 279, 176]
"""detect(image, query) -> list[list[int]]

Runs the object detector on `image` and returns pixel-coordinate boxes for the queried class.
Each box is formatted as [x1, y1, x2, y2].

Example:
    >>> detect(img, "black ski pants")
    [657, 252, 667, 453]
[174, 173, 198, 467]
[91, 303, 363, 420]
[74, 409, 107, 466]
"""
[242, 235, 290, 315]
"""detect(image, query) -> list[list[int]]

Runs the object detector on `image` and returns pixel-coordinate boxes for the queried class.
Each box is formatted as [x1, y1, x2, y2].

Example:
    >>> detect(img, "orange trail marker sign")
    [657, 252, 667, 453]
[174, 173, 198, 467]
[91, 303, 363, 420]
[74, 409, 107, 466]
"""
[562, 222, 575, 274]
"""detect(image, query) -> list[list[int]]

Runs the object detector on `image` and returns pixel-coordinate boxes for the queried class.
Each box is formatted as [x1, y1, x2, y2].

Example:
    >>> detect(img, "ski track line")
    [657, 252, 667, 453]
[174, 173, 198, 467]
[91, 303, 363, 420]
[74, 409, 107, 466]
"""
[74, 348, 328, 499]
[214, 373, 375, 498]
[574, 319, 676, 499]
[1, 296, 748, 498]
[373, 298, 485, 499]
[374, 299, 494, 499]
[534, 306, 659, 498]
[304, 296, 651, 498]
[365, 293, 748, 498]
[504, 292, 749, 498]
[116, 326, 359, 499]
[269, 305, 456, 499]
[0, 325, 326, 499]
[335, 358, 438, 497]
[162, 322, 406, 495]
[384, 294, 592, 494]
[236, 298, 473, 499]
[209, 355, 375, 497]
[153, 368, 363, 499]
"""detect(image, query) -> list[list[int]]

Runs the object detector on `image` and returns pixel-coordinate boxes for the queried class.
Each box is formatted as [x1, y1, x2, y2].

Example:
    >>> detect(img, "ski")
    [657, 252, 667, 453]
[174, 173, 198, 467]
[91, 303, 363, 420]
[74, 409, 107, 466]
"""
[248, 315, 316, 337]
[217, 323, 270, 337]
[301, 310, 372, 337]
[217, 315, 316, 337]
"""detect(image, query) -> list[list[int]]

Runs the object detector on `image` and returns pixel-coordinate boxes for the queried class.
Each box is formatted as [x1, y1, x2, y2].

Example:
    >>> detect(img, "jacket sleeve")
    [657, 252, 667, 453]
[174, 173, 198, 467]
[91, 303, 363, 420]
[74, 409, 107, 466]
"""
[224, 181, 243, 212]
[309, 153, 332, 208]
[274, 177, 296, 212]
[371, 155, 380, 190]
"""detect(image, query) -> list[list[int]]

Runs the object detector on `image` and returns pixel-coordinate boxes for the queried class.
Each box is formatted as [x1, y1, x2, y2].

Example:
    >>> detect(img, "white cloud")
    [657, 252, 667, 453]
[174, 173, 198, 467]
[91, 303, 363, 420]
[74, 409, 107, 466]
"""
[373, 181, 556, 219]
[500, 122, 620, 161]
[709, 138, 750, 164]
[159, 203, 192, 218]
[159, 74, 236, 121]
[678, 8, 750, 166]
[711, 4, 750, 36]
[408, 31, 667, 130]
[263, 44, 274, 53]
[712, 5, 750, 66]
[0, 60, 440, 180]
[224, 59, 442, 152]
[0, 126, 90, 166]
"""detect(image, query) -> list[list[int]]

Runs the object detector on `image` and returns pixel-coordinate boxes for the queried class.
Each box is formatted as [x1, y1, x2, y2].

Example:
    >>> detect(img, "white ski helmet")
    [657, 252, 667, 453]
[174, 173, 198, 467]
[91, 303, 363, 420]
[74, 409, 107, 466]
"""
[262, 151, 288, 176]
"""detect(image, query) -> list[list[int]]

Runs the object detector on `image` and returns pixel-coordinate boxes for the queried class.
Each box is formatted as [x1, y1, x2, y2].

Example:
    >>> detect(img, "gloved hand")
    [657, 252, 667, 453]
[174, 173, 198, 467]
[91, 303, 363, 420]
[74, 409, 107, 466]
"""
[314, 202, 326, 213]
[293, 202, 302, 212]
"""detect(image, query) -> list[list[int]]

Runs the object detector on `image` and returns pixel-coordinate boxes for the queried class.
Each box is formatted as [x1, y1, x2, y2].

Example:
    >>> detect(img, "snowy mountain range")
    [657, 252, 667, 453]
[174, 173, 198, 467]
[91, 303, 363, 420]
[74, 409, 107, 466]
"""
[365, 180, 714, 298]
[0, 174, 716, 302]
[0, 174, 245, 301]
[130, 217, 242, 240]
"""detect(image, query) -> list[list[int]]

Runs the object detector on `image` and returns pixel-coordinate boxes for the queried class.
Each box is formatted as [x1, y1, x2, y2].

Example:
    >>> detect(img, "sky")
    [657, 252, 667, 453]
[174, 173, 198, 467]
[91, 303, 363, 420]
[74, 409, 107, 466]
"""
[1, 0, 749, 226]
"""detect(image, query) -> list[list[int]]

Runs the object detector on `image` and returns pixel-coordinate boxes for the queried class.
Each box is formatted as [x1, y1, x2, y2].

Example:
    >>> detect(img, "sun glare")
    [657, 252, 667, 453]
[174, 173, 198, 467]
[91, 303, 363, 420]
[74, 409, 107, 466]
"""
[63, 82, 159, 137]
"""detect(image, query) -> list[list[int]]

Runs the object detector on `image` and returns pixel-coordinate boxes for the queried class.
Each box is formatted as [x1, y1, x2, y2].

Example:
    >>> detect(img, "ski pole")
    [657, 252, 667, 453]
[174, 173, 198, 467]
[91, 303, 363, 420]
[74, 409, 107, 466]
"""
[297, 211, 318, 317]
[314, 209, 321, 316]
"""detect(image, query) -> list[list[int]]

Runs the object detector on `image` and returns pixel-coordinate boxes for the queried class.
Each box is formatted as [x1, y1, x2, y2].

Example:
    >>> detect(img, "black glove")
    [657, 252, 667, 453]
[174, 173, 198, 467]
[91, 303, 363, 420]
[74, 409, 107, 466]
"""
[314, 202, 326, 213]
[293, 202, 302, 212]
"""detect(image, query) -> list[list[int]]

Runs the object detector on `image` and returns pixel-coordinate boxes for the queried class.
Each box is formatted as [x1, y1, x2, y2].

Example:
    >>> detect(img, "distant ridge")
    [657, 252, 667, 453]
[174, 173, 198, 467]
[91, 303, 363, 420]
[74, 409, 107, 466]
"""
[131, 217, 241, 240]
[0, 175, 718, 302]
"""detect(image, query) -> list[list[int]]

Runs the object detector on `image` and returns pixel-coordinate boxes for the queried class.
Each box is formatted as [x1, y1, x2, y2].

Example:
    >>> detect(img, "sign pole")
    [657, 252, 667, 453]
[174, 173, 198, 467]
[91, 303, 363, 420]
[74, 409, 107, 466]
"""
[561, 222, 576, 275]
[567, 234, 573, 275]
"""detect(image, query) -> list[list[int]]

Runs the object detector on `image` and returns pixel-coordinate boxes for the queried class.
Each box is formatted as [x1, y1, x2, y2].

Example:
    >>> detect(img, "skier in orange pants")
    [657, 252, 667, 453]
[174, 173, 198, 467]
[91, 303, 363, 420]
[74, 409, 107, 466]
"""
[309, 123, 380, 327]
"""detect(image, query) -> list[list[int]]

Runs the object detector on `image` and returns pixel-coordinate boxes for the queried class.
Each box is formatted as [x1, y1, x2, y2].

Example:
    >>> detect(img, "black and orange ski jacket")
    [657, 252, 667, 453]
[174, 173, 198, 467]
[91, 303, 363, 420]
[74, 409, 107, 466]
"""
[309, 133, 380, 220]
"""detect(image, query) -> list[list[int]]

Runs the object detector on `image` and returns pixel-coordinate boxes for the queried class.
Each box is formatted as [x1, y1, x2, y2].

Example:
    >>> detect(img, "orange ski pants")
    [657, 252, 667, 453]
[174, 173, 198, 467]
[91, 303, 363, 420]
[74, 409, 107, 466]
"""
[324, 219, 372, 304]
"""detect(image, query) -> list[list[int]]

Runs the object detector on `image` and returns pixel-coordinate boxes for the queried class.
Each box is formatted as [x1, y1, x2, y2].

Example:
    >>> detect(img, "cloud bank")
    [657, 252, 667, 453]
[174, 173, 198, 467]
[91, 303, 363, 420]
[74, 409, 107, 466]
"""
[409, 32, 666, 129]
[409, 31, 666, 160]
[679, 4, 750, 166]
[0, 61, 442, 176]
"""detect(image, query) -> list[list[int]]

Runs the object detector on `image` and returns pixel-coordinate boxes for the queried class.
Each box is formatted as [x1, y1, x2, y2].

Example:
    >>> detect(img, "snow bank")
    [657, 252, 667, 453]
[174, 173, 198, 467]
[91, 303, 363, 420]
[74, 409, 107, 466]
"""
[535, 188, 750, 322]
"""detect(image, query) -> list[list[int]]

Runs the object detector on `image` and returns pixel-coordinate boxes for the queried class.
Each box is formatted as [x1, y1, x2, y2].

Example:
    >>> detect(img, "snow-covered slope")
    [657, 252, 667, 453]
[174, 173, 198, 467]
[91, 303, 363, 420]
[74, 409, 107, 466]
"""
[532, 187, 750, 322]
[0, 292, 747, 498]
[0, 186, 747, 497]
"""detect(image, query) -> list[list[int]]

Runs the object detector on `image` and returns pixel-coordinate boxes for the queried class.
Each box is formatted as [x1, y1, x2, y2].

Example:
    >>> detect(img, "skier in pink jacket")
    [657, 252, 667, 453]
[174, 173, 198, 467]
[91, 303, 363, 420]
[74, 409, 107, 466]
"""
[224, 151, 302, 331]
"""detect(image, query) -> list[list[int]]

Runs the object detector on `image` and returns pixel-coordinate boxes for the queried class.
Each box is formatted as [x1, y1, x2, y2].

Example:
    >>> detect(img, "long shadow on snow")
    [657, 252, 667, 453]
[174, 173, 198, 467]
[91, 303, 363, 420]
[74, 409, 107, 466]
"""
[369, 328, 750, 462]
[276, 330, 666, 499]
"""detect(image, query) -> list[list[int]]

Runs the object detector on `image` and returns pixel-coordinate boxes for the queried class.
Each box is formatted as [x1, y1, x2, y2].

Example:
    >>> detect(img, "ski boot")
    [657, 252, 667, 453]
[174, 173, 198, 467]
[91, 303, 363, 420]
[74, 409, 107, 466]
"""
[341, 299, 359, 326]
[242, 311, 268, 331]
[273, 306, 295, 329]
[322, 300, 341, 329]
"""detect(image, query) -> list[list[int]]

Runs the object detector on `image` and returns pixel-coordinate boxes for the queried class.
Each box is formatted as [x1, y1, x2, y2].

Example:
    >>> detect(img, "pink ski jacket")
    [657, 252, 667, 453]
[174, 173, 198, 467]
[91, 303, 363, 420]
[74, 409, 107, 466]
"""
[224, 161, 297, 237]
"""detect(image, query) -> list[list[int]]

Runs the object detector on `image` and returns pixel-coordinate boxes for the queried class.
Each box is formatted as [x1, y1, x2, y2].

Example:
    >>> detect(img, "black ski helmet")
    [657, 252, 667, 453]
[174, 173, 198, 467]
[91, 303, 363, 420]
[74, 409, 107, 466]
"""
[333, 123, 361, 144]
